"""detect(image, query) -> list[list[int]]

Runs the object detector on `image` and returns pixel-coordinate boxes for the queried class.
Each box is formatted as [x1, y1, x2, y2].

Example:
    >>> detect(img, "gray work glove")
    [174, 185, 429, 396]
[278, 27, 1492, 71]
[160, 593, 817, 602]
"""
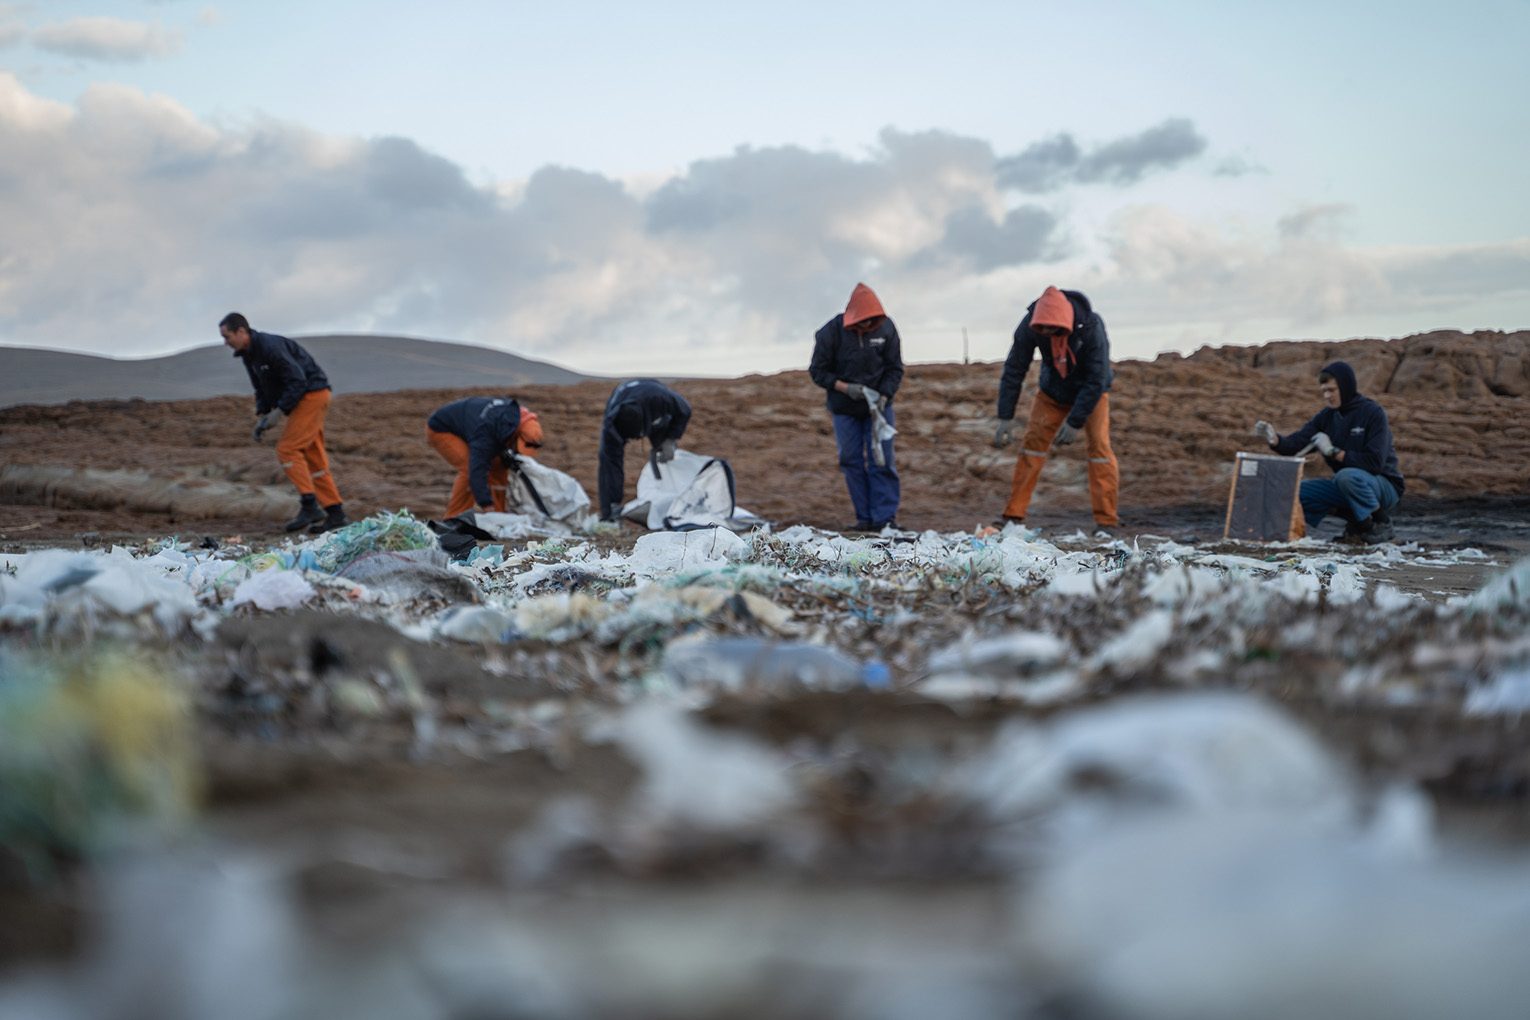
[656, 438, 677, 464]
[993, 418, 1017, 448]
[1054, 422, 1080, 446]
[843, 382, 866, 401]
[252, 409, 284, 443]
[1254, 420, 1278, 445]
[1312, 431, 1336, 457]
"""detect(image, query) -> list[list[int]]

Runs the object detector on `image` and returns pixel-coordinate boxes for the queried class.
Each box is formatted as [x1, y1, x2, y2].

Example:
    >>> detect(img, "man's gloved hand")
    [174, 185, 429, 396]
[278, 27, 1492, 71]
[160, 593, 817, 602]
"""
[252, 409, 283, 443]
[1312, 431, 1337, 457]
[656, 438, 677, 464]
[993, 418, 1017, 448]
[1054, 422, 1080, 446]
[1254, 420, 1278, 446]
[843, 382, 866, 401]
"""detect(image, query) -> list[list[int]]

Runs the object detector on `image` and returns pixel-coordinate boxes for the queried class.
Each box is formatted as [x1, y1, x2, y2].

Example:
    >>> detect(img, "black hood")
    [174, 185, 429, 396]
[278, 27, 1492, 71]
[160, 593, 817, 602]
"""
[1322, 360, 1361, 410]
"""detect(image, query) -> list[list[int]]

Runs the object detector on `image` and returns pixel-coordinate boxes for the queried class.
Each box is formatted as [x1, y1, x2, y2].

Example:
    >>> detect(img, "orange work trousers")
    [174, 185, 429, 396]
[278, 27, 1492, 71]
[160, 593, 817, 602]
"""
[1003, 391, 1119, 526]
[428, 429, 506, 517]
[275, 389, 342, 506]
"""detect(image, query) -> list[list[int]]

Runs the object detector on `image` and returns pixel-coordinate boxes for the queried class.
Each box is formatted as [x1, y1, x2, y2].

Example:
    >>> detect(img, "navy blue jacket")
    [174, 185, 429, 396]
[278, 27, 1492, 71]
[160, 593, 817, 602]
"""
[809, 315, 905, 418]
[598, 379, 691, 518]
[996, 290, 1113, 428]
[237, 331, 330, 415]
[428, 397, 526, 509]
[1273, 361, 1405, 496]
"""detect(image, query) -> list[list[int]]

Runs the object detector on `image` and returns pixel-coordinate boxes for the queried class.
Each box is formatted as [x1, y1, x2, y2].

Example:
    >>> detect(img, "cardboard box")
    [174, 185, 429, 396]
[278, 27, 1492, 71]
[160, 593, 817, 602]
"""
[1223, 452, 1306, 542]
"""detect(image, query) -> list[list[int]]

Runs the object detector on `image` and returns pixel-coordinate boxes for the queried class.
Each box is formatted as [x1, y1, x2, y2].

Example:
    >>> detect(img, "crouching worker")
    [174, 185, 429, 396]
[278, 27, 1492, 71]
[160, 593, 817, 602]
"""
[220, 312, 348, 533]
[808, 282, 904, 532]
[1254, 361, 1403, 543]
[598, 379, 691, 521]
[992, 286, 1118, 531]
[426, 396, 544, 518]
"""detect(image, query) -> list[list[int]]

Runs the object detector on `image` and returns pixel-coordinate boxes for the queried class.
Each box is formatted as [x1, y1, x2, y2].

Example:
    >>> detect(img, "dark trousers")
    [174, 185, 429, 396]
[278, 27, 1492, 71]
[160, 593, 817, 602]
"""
[832, 406, 899, 524]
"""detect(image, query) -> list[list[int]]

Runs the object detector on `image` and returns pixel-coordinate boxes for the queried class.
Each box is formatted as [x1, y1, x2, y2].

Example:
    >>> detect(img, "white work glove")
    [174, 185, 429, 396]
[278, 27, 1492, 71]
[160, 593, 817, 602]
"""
[1312, 431, 1336, 457]
[993, 418, 1017, 448]
[252, 409, 284, 443]
[1254, 420, 1277, 445]
[1054, 422, 1080, 447]
[656, 438, 677, 464]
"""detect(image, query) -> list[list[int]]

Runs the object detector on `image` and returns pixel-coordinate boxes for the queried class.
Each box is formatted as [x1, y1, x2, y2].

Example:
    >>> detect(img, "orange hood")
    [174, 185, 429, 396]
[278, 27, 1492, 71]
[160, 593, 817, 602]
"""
[843, 283, 886, 327]
[1031, 286, 1074, 333]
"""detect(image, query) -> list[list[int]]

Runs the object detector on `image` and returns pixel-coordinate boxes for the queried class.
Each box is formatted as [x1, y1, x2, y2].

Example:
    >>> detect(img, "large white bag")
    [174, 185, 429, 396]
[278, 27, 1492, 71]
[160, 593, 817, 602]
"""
[620, 449, 762, 532]
[505, 456, 592, 524]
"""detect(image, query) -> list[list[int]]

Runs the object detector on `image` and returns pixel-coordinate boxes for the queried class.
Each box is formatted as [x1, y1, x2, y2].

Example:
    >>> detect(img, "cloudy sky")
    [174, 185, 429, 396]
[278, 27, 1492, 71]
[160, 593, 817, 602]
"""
[1, 0, 1527, 374]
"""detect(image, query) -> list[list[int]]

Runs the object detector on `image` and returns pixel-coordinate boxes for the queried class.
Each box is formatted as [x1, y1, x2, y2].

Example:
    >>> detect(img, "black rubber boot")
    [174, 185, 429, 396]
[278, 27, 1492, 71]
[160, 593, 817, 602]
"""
[309, 503, 348, 534]
[284, 494, 325, 532]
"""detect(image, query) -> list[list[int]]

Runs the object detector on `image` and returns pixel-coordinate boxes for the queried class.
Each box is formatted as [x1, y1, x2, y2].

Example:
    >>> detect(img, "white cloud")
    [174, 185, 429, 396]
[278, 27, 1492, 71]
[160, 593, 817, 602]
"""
[32, 16, 181, 62]
[0, 74, 1523, 374]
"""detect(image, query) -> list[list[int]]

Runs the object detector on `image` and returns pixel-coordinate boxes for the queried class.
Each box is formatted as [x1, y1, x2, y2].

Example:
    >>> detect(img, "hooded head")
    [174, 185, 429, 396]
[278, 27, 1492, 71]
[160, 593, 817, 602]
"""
[1030, 286, 1075, 335]
[842, 283, 886, 332]
[1030, 286, 1077, 378]
[1318, 361, 1359, 410]
[517, 409, 544, 450]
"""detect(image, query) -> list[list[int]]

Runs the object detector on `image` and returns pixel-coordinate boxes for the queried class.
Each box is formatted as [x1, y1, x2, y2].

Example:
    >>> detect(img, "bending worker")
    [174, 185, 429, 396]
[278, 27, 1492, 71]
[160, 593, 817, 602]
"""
[1254, 360, 1403, 543]
[220, 312, 348, 534]
[808, 282, 904, 532]
[598, 379, 691, 520]
[426, 396, 544, 518]
[993, 286, 1119, 531]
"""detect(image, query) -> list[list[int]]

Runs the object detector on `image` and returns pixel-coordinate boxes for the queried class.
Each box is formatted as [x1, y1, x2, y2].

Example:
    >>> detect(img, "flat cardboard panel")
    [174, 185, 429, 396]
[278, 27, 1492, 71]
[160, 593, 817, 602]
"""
[1223, 453, 1306, 542]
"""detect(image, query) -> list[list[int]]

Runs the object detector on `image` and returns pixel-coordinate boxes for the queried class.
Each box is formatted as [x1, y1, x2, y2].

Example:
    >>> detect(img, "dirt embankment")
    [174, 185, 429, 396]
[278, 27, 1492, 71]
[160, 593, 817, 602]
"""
[1, 329, 1527, 541]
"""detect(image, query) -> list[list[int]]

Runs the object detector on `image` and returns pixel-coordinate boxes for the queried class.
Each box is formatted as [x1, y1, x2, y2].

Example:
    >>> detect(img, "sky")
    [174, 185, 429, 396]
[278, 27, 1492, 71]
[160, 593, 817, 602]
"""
[1, 0, 1527, 375]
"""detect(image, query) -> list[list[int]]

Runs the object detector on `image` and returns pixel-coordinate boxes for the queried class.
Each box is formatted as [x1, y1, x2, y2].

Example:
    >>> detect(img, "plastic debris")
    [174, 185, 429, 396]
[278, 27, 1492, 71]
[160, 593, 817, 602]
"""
[0, 650, 197, 874]
[229, 568, 315, 611]
[661, 637, 885, 692]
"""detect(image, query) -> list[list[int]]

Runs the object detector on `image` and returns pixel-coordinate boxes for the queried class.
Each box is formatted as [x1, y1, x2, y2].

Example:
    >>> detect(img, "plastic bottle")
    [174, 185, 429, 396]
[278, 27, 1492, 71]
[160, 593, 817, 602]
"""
[661, 637, 891, 692]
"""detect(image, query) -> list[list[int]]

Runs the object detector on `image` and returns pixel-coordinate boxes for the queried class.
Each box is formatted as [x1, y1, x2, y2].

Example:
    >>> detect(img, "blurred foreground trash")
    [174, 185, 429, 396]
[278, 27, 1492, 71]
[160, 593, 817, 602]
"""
[0, 650, 197, 878]
[662, 637, 889, 691]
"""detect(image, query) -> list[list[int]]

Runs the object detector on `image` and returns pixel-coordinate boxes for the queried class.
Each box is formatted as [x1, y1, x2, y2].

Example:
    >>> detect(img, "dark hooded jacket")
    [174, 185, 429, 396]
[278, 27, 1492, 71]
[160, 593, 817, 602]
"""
[1273, 361, 1405, 496]
[809, 283, 905, 418]
[996, 289, 1113, 428]
[598, 379, 692, 518]
[237, 330, 330, 415]
[428, 396, 526, 509]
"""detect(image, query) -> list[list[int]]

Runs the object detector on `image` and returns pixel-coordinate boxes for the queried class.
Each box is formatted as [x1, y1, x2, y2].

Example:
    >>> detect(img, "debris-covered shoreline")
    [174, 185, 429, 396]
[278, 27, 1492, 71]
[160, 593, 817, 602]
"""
[4, 514, 1530, 1018]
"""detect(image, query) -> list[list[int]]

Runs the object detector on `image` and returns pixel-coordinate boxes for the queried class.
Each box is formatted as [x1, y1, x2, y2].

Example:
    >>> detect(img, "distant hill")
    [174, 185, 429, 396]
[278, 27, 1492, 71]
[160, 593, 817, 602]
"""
[0, 334, 595, 408]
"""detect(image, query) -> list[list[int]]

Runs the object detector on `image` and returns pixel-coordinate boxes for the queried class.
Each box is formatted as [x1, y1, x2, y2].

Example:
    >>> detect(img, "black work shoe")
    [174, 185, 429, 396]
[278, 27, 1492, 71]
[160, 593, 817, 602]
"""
[846, 520, 874, 533]
[1363, 518, 1396, 544]
[871, 519, 899, 531]
[308, 504, 348, 534]
[284, 497, 325, 532]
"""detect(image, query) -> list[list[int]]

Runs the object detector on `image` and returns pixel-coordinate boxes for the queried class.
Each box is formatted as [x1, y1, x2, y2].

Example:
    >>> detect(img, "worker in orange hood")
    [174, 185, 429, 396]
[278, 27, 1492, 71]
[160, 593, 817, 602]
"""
[809, 283, 905, 531]
[992, 286, 1119, 531]
[426, 396, 544, 518]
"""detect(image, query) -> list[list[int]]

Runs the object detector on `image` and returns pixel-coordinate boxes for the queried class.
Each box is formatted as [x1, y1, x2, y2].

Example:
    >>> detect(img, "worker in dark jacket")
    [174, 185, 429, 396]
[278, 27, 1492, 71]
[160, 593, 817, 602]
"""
[1255, 360, 1404, 543]
[220, 312, 347, 533]
[426, 397, 544, 518]
[993, 286, 1119, 529]
[809, 282, 905, 531]
[598, 379, 691, 520]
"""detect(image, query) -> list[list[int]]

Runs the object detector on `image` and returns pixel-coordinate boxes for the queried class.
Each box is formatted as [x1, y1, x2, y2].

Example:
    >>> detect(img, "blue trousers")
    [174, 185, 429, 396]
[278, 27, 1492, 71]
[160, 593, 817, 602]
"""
[1300, 467, 1398, 528]
[832, 407, 899, 524]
